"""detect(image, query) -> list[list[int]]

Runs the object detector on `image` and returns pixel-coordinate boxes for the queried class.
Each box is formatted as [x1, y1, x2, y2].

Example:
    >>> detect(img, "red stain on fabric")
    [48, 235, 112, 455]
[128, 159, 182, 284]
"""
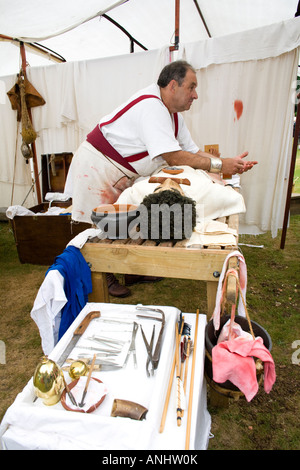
[234, 100, 243, 121]
[91, 165, 100, 174]
[100, 185, 120, 203]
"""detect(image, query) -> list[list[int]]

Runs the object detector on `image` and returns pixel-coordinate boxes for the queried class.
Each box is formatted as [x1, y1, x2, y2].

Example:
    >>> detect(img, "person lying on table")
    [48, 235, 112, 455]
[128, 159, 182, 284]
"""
[116, 165, 246, 242]
[64, 60, 257, 297]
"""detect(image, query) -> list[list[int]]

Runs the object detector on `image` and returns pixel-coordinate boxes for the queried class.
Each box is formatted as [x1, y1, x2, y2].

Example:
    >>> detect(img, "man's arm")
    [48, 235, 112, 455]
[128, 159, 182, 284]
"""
[161, 150, 257, 176]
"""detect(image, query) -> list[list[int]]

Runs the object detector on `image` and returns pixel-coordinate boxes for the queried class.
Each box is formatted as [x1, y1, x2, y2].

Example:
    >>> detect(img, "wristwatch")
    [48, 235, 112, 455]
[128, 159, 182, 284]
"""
[209, 156, 223, 173]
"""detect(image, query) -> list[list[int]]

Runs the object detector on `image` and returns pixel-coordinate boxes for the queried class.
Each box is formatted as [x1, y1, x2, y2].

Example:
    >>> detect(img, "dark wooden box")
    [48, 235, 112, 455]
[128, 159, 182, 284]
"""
[10, 201, 91, 266]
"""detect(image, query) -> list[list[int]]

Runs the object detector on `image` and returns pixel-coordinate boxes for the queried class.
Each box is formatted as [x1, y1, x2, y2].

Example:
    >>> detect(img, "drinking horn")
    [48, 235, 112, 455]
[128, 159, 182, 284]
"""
[111, 399, 148, 420]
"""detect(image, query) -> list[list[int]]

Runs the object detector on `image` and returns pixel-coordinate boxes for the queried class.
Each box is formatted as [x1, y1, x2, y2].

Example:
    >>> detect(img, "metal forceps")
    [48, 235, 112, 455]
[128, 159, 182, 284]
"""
[124, 321, 138, 368]
[140, 324, 156, 377]
[136, 306, 165, 376]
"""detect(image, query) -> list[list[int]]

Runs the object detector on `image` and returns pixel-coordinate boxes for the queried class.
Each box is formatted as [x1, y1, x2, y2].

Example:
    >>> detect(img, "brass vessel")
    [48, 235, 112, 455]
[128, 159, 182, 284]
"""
[68, 360, 88, 380]
[33, 357, 64, 405]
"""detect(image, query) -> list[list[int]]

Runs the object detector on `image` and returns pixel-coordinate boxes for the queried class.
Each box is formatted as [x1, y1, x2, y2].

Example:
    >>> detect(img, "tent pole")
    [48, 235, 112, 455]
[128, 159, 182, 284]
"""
[20, 42, 42, 204]
[280, 93, 300, 249]
[174, 0, 180, 50]
[170, 0, 180, 51]
[193, 0, 211, 37]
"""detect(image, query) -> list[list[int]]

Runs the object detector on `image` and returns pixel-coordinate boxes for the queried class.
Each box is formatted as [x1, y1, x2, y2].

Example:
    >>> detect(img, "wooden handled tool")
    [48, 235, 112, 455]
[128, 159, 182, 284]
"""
[185, 309, 199, 450]
[78, 353, 97, 407]
[57, 311, 100, 366]
[159, 315, 185, 433]
[62, 374, 78, 407]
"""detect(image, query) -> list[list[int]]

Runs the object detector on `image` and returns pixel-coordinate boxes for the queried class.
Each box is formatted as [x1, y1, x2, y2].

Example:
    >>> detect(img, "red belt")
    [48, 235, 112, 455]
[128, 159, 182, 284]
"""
[86, 94, 178, 175]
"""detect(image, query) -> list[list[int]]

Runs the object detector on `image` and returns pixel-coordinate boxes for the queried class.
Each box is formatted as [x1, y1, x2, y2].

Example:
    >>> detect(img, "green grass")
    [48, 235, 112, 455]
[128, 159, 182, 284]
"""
[293, 147, 300, 193]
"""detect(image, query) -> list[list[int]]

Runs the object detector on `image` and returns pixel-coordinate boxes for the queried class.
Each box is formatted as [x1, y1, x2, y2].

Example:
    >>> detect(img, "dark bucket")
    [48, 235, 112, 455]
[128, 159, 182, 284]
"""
[205, 315, 272, 399]
[91, 204, 139, 239]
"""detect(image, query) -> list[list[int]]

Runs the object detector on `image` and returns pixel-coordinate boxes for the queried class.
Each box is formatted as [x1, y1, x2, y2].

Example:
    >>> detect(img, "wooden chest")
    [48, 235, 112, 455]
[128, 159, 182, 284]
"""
[11, 202, 90, 266]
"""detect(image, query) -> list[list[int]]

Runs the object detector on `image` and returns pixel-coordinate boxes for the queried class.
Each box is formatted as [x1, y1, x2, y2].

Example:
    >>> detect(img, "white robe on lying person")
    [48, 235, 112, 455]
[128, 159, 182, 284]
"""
[116, 165, 246, 223]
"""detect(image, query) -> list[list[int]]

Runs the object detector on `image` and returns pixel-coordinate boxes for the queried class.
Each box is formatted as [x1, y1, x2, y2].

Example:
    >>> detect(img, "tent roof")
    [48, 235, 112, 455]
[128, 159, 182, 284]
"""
[0, 0, 299, 76]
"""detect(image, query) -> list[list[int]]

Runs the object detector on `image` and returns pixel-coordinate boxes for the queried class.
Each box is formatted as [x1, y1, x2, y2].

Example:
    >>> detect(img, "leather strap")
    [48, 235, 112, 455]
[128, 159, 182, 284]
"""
[87, 94, 179, 173]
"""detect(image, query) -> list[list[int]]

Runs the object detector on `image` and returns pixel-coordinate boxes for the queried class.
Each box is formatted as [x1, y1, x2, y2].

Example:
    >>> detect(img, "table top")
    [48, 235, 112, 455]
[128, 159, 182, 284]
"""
[0, 303, 211, 451]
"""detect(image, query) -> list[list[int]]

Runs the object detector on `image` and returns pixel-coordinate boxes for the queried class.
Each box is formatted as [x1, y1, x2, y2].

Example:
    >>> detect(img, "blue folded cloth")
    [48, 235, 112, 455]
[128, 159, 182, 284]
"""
[46, 245, 92, 339]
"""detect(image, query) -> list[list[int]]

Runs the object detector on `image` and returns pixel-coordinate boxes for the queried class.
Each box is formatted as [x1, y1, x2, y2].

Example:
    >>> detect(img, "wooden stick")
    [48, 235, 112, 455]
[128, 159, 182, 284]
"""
[159, 354, 176, 433]
[183, 337, 191, 393]
[78, 353, 96, 407]
[159, 316, 184, 433]
[176, 322, 182, 426]
[185, 309, 199, 450]
[179, 335, 189, 418]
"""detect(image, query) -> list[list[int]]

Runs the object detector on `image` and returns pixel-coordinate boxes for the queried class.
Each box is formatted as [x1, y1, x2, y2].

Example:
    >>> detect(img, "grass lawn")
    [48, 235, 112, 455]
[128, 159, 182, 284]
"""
[293, 147, 300, 193]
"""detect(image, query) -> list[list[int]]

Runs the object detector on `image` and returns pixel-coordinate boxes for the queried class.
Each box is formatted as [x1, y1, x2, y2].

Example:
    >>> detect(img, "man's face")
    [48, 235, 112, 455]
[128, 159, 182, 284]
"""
[173, 69, 198, 112]
[154, 178, 185, 195]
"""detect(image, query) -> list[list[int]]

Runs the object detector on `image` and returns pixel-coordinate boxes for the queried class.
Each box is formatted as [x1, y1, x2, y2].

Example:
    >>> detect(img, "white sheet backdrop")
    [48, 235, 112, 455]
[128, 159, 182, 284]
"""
[0, 17, 299, 235]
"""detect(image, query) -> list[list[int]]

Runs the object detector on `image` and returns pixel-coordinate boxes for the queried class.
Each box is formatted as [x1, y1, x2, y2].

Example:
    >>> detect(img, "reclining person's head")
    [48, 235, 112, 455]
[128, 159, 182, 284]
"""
[139, 179, 196, 242]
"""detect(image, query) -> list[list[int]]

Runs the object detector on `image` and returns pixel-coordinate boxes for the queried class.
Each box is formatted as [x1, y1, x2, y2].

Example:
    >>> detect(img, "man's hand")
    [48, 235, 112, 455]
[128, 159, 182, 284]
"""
[221, 152, 258, 176]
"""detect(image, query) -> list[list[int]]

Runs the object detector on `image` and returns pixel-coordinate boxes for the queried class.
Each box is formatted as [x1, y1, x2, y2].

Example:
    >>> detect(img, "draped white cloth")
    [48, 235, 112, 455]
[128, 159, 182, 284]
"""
[0, 17, 299, 235]
[0, 304, 211, 450]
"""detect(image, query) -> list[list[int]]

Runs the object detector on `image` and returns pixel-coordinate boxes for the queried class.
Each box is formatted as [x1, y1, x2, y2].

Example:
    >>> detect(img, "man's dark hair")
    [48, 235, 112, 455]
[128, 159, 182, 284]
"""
[139, 189, 197, 242]
[157, 60, 196, 88]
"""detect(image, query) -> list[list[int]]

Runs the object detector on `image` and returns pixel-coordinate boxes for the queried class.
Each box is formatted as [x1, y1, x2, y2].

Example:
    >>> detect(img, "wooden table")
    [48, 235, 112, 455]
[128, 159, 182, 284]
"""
[81, 213, 239, 315]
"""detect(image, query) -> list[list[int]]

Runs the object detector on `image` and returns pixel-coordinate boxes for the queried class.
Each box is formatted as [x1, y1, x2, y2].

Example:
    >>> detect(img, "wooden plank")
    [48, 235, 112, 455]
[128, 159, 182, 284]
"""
[81, 243, 232, 281]
[142, 240, 157, 246]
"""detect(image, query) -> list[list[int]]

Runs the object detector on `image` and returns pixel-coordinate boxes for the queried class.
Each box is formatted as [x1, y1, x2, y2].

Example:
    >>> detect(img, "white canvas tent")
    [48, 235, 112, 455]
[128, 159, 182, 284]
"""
[0, 0, 299, 238]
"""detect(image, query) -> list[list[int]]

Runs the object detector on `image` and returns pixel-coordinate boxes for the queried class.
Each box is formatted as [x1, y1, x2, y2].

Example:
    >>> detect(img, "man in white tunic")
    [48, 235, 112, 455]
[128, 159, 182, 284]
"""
[64, 60, 257, 295]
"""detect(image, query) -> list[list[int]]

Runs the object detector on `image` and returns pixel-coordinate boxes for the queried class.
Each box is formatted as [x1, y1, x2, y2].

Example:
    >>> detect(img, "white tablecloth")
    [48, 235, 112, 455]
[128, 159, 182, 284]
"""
[0, 303, 211, 450]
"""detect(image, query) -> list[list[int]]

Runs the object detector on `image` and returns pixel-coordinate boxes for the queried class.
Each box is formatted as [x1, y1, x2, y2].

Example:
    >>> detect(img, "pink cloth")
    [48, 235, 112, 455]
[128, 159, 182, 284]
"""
[212, 251, 247, 331]
[212, 337, 276, 402]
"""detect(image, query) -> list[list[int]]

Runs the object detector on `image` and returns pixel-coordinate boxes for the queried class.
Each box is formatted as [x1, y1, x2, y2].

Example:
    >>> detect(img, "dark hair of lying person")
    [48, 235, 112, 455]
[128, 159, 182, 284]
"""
[139, 189, 197, 242]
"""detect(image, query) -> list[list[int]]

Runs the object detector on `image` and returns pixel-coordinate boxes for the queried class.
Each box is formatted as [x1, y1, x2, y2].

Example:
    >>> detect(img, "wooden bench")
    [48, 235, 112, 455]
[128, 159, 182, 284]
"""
[81, 212, 239, 315]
